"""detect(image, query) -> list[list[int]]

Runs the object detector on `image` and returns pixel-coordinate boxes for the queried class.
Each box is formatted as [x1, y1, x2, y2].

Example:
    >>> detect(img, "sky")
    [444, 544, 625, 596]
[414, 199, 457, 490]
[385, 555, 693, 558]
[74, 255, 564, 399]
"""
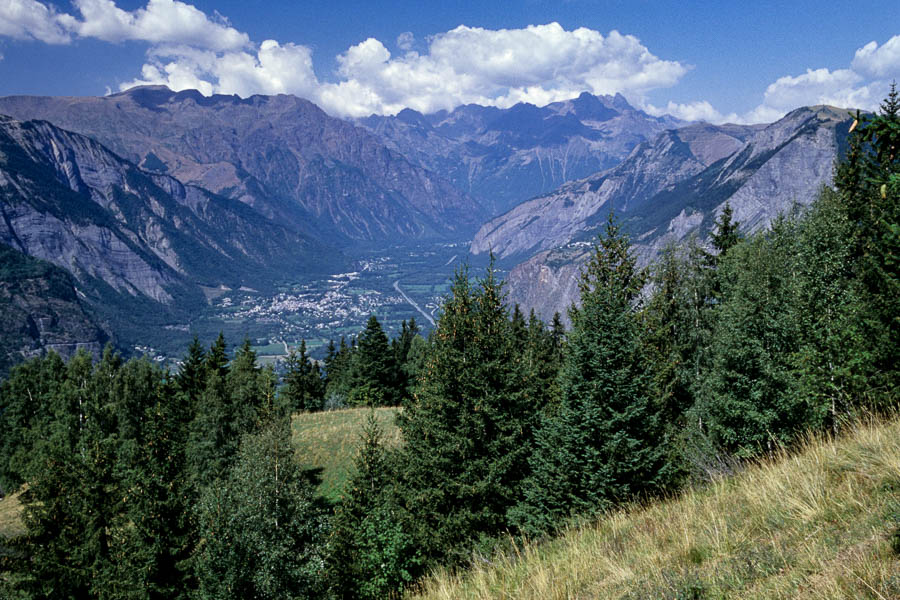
[1, 0, 899, 123]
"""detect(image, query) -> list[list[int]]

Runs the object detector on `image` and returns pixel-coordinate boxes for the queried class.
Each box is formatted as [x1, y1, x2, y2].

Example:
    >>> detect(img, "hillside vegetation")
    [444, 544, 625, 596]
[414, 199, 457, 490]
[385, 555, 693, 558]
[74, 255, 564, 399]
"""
[292, 407, 401, 501]
[414, 416, 900, 599]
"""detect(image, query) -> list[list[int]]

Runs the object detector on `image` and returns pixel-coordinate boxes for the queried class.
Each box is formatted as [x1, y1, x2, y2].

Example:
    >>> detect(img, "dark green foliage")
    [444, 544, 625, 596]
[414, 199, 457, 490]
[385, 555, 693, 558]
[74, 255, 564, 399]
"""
[710, 202, 742, 258]
[0, 350, 67, 494]
[282, 340, 325, 412]
[392, 318, 421, 403]
[515, 213, 670, 536]
[324, 336, 354, 405]
[695, 217, 808, 456]
[329, 411, 421, 599]
[642, 241, 715, 431]
[347, 315, 397, 407]
[396, 259, 545, 568]
[194, 421, 327, 600]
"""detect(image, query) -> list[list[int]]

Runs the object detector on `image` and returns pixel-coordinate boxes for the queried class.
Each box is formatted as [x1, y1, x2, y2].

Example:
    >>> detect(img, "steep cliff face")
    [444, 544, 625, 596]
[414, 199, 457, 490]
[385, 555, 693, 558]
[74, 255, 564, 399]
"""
[0, 244, 108, 375]
[471, 122, 761, 259]
[0, 86, 482, 243]
[0, 115, 345, 344]
[360, 92, 684, 216]
[487, 106, 852, 320]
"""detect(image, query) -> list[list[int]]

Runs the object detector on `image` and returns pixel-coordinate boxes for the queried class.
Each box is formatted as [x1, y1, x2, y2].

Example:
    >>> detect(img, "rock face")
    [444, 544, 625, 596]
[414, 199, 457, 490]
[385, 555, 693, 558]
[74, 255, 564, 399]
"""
[0, 244, 108, 375]
[0, 114, 344, 345]
[0, 86, 482, 243]
[471, 122, 762, 260]
[484, 106, 853, 321]
[359, 92, 684, 216]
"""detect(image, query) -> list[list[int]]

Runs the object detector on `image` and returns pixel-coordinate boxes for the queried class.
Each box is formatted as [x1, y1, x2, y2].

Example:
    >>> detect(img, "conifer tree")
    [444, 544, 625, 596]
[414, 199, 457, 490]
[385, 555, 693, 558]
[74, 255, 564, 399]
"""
[696, 217, 807, 456]
[397, 259, 539, 568]
[348, 314, 396, 406]
[329, 412, 420, 599]
[283, 341, 324, 412]
[515, 213, 669, 535]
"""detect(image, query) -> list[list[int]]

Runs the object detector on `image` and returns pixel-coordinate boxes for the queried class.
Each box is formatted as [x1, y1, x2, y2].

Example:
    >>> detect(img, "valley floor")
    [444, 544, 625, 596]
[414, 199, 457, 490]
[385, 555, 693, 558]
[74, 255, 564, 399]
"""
[412, 416, 900, 600]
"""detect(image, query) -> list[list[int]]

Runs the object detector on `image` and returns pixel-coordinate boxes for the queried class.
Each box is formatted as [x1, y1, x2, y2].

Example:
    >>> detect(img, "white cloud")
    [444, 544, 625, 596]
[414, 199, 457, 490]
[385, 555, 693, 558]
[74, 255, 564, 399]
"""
[396, 31, 414, 51]
[115, 19, 692, 118]
[70, 0, 248, 50]
[0, 0, 248, 49]
[314, 23, 688, 116]
[671, 36, 900, 126]
[852, 35, 900, 79]
[643, 100, 739, 124]
[0, 0, 72, 43]
[742, 67, 886, 123]
[121, 40, 319, 98]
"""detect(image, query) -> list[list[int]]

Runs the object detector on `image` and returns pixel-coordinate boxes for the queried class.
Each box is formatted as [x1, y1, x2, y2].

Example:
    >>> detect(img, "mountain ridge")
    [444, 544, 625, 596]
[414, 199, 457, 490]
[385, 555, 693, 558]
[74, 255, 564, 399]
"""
[0, 86, 483, 244]
[477, 104, 854, 320]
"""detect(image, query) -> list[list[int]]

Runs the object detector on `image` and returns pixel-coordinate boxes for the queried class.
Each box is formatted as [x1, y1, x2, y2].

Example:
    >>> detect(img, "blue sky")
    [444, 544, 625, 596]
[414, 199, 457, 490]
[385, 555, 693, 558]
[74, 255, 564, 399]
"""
[1, 0, 899, 123]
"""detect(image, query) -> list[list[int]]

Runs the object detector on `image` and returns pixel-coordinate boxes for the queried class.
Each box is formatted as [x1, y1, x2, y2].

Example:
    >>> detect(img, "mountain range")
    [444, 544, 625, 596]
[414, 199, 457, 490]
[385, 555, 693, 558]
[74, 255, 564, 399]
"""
[0, 86, 856, 366]
[0, 86, 482, 244]
[0, 112, 345, 357]
[359, 92, 683, 216]
[476, 105, 853, 320]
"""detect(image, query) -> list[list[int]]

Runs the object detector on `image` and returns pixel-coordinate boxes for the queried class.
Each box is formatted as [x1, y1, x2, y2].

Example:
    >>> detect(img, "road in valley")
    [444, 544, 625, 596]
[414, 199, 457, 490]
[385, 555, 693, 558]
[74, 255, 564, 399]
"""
[393, 280, 436, 326]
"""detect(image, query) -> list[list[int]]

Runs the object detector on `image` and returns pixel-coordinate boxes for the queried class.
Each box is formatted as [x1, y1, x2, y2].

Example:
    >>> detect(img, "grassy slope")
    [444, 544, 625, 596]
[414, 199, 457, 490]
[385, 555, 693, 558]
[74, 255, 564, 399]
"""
[0, 408, 401, 537]
[0, 488, 25, 540]
[413, 417, 900, 600]
[292, 407, 401, 502]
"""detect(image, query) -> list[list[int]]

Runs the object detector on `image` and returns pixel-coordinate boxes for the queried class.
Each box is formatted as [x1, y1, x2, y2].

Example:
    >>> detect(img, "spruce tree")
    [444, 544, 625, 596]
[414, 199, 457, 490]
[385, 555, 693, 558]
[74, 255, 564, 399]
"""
[283, 341, 324, 412]
[696, 217, 807, 456]
[348, 314, 396, 406]
[329, 412, 420, 599]
[396, 259, 539, 568]
[515, 213, 669, 536]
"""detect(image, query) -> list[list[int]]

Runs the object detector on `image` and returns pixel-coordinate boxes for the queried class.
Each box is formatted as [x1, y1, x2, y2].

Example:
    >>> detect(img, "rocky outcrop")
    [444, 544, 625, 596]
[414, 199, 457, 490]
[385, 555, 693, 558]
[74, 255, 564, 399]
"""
[491, 106, 853, 321]
[360, 92, 684, 216]
[0, 244, 108, 374]
[0, 87, 482, 243]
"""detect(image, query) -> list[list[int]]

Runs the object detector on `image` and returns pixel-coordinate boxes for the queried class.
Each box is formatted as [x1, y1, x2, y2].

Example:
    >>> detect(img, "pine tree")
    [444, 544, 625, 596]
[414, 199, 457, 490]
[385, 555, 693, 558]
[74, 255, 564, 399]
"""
[515, 213, 670, 536]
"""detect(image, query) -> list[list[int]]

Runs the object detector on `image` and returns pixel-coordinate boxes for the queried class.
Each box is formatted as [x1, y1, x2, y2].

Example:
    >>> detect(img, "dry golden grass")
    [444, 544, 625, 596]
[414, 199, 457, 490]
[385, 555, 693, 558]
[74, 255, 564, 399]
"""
[292, 406, 401, 502]
[0, 487, 26, 539]
[412, 417, 900, 600]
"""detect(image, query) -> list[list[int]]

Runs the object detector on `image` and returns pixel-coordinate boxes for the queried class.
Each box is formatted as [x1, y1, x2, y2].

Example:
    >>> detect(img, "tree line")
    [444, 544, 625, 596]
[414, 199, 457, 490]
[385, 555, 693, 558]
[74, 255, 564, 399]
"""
[0, 89, 898, 598]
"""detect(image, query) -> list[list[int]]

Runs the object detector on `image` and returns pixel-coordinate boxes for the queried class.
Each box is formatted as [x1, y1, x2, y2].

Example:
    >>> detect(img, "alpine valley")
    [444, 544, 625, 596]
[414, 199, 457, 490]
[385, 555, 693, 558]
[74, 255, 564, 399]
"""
[0, 87, 853, 369]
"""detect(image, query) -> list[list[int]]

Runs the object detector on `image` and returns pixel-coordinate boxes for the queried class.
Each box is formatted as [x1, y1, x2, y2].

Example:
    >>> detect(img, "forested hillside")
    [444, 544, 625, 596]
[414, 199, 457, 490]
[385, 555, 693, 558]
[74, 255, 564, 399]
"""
[0, 89, 897, 598]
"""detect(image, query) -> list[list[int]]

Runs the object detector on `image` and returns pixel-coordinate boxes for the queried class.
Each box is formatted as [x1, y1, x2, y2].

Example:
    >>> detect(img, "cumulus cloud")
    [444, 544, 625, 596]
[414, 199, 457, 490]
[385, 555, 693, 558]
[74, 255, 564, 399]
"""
[0, 0, 72, 43]
[643, 100, 739, 124]
[69, 0, 248, 51]
[113, 18, 692, 117]
[852, 35, 900, 78]
[0, 0, 247, 49]
[315, 24, 688, 116]
[121, 39, 319, 98]
[2, 2, 692, 117]
[672, 36, 900, 125]
[396, 31, 414, 51]
[742, 65, 888, 124]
